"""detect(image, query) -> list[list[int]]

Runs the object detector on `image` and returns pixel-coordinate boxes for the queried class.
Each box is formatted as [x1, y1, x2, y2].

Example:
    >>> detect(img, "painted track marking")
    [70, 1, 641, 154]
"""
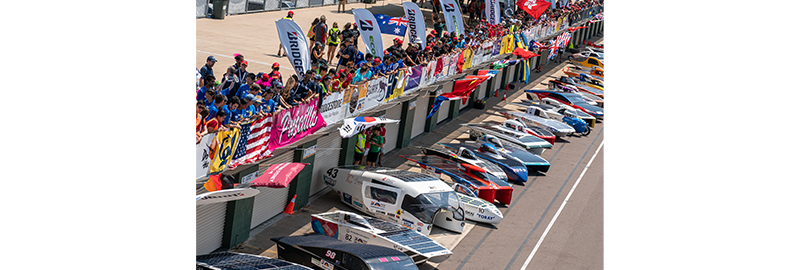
[519, 140, 604, 270]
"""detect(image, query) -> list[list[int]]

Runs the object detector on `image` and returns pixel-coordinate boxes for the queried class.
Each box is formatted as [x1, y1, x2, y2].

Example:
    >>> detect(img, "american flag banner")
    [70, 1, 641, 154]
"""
[548, 40, 557, 59]
[227, 115, 274, 170]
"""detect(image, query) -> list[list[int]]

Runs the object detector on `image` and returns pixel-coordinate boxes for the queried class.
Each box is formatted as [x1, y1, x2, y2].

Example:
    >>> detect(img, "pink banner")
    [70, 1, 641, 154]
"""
[249, 162, 309, 188]
[268, 98, 327, 153]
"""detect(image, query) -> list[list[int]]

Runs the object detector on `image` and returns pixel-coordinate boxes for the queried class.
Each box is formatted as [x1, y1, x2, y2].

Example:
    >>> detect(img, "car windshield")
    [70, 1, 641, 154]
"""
[365, 257, 416, 270]
[402, 191, 462, 224]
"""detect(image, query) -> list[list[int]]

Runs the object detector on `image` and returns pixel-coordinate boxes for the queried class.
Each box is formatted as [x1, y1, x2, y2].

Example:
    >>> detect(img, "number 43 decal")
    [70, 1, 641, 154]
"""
[326, 168, 338, 178]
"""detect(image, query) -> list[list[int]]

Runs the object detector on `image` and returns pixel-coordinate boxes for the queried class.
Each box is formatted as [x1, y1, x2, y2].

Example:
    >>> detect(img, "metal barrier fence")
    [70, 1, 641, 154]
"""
[198, 0, 357, 17]
[198, 1, 601, 20]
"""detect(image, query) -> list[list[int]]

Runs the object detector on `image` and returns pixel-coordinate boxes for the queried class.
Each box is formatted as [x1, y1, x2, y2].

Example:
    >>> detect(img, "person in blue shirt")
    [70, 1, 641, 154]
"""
[206, 94, 227, 121]
[370, 58, 382, 76]
[196, 75, 216, 101]
[351, 65, 372, 85]
[262, 90, 277, 114]
[353, 50, 365, 68]
[235, 73, 257, 100]
[355, 53, 373, 69]
[231, 98, 247, 123]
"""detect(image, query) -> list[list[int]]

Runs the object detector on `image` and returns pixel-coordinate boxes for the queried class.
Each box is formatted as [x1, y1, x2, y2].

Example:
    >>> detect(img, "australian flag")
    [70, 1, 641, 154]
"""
[374, 13, 408, 36]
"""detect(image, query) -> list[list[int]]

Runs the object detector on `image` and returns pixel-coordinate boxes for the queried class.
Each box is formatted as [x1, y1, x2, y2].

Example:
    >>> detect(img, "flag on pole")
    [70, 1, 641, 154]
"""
[276, 19, 311, 80]
[517, 0, 550, 20]
[374, 14, 408, 36]
[402, 2, 427, 48]
[353, 9, 385, 59]
[427, 76, 490, 118]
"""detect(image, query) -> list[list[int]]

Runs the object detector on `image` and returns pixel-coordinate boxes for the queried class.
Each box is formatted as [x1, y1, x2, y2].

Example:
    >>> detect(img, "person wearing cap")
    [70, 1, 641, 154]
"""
[278, 12, 294, 57]
[291, 70, 314, 103]
[369, 58, 382, 76]
[336, 38, 355, 69]
[199, 55, 217, 87]
[255, 73, 272, 91]
[268, 63, 283, 84]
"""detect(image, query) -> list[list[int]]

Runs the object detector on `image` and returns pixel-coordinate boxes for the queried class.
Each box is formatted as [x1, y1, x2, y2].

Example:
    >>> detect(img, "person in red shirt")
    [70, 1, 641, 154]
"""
[205, 110, 226, 133]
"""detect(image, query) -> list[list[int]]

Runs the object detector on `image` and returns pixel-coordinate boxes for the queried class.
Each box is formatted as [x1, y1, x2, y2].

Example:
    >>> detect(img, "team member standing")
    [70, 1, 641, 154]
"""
[354, 130, 368, 165]
[326, 22, 340, 63]
[314, 16, 328, 56]
[277, 11, 294, 57]
[366, 127, 384, 167]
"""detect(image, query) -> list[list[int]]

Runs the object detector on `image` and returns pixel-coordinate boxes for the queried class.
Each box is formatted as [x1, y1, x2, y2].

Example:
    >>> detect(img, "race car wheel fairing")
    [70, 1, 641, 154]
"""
[582, 127, 591, 136]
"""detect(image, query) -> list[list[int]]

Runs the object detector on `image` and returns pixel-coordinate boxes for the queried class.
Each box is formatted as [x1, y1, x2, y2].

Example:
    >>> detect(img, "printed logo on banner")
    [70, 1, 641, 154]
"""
[268, 98, 327, 153]
[385, 70, 408, 102]
[320, 90, 345, 124]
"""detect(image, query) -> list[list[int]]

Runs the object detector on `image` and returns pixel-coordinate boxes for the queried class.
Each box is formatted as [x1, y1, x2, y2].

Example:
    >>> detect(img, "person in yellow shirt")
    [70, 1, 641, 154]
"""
[354, 129, 368, 165]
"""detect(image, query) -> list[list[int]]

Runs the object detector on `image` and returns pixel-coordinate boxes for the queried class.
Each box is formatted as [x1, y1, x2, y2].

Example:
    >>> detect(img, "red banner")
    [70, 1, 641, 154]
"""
[517, 0, 550, 20]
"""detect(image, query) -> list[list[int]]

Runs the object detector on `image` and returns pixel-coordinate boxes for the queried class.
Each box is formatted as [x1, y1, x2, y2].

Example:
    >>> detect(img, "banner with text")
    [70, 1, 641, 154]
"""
[268, 98, 327, 153]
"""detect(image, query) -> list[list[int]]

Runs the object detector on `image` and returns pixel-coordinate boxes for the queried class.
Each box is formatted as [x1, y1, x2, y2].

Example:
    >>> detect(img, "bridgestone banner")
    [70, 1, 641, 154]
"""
[485, 0, 501, 25]
[439, 0, 465, 37]
[320, 90, 346, 124]
[352, 9, 384, 60]
[276, 19, 311, 80]
[402, 2, 427, 48]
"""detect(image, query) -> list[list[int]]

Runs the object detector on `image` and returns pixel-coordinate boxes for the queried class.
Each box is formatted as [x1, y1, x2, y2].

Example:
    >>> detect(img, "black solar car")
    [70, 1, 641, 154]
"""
[196, 251, 314, 270]
[272, 234, 418, 270]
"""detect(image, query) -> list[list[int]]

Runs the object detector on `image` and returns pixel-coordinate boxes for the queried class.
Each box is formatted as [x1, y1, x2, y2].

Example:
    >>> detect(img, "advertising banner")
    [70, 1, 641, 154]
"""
[351, 76, 388, 116]
[196, 134, 214, 179]
[276, 19, 311, 80]
[440, 0, 466, 37]
[484, 0, 501, 25]
[320, 90, 346, 124]
[342, 83, 362, 117]
[353, 9, 385, 59]
[402, 2, 427, 48]
[268, 98, 327, 153]
[448, 54, 458, 76]
[405, 65, 424, 91]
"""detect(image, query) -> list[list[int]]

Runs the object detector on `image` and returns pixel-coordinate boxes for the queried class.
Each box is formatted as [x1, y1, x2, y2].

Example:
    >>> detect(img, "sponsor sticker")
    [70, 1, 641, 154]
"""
[343, 192, 352, 204]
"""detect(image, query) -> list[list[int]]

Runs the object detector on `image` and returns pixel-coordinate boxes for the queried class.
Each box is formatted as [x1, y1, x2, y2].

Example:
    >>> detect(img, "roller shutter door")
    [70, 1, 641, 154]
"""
[382, 105, 403, 153]
[196, 194, 227, 255]
[477, 81, 487, 100]
[411, 95, 428, 138]
[311, 134, 341, 196]
[250, 151, 294, 229]
[437, 100, 450, 124]
[492, 69, 504, 93]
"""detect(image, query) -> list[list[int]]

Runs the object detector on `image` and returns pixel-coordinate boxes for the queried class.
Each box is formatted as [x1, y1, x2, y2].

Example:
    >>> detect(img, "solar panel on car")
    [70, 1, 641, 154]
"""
[196, 252, 314, 270]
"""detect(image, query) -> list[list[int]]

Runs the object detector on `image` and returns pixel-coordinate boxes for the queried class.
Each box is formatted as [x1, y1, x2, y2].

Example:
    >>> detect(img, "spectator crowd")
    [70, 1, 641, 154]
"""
[196, 0, 603, 143]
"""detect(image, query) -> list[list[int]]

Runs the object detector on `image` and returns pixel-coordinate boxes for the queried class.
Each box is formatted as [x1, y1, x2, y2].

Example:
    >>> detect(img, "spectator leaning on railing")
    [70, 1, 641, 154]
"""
[196, 1, 603, 142]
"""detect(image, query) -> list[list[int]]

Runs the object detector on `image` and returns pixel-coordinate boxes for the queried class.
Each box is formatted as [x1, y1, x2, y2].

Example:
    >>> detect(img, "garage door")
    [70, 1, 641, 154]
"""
[382, 104, 403, 153]
[411, 95, 429, 139]
[477, 81, 487, 100]
[311, 134, 341, 197]
[437, 82, 453, 124]
[492, 69, 505, 94]
[196, 196, 227, 255]
[250, 150, 294, 229]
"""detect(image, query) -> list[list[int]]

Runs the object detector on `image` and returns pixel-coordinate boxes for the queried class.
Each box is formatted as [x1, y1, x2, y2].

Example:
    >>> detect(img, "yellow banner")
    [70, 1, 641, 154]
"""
[463, 49, 473, 70]
[556, 18, 562, 32]
[500, 36, 509, 54]
[209, 128, 240, 173]
[386, 70, 407, 101]
[505, 35, 515, 54]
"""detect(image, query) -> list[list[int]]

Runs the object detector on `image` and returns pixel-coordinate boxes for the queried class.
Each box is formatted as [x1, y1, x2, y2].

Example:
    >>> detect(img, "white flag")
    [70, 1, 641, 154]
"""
[439, 0, 465, 37]
[484, 0, 501, 25]
[338, 117, 400, 138]
[276, 19, 311, 80]
[402, 2, 427, 48]
[352, 9, 384, 60]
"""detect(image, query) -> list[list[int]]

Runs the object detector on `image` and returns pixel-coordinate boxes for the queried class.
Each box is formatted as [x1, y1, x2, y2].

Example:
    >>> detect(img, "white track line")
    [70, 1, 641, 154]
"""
[520, 140, 604, 270]
[196, 50, 296, 71]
